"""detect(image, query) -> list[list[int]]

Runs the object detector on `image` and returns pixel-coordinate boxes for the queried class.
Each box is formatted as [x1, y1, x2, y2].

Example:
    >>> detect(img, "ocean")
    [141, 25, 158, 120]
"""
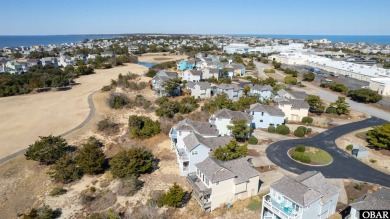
[1, 34, 390, 48]
[232, 34, 390, 45]
[0, 35, 122, 48]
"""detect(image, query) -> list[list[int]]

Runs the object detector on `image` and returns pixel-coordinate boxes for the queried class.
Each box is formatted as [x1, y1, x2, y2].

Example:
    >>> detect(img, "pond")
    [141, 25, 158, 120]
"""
[137, 62, 156, 68]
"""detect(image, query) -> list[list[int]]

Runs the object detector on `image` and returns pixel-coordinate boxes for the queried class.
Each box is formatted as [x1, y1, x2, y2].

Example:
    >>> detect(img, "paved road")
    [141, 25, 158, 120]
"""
[295, 82, 390, 121]
[0, 90, 98, 165]
[254, 61, 270, 78]
[266, 117, 390, 187]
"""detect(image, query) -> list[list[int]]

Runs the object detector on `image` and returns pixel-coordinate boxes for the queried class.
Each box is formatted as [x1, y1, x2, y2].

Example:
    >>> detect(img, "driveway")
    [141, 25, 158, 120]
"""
[265, 117, 390, 187]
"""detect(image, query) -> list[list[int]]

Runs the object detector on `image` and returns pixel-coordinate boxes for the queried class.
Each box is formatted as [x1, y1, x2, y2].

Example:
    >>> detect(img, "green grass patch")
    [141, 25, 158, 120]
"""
[356, 131, 368, 140]
[290, 146, 332, 165]
[247, 199, 262, 211]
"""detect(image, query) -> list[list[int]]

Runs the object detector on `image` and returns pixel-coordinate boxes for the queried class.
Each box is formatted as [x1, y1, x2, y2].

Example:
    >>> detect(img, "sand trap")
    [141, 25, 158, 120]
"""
[0, 64, 147, 160]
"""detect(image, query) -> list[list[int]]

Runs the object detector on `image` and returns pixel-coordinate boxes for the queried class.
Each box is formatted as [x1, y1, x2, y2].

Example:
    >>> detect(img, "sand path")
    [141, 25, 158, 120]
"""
[0, 64, 147, 161]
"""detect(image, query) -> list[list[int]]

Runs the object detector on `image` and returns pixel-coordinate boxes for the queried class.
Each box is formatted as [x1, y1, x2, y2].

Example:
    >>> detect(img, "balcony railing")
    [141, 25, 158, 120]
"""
[262, 194, 302, 219]
[187, 173, 212, 210]
[176, 148, 189, 161]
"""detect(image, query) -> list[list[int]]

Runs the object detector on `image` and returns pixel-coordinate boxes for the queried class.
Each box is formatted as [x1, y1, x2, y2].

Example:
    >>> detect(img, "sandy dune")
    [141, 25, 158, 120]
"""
[0, 64, 147, 160]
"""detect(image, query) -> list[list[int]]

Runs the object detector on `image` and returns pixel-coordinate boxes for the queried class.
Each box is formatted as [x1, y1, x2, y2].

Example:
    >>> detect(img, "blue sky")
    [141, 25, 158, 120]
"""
[1, 0, 389, 35]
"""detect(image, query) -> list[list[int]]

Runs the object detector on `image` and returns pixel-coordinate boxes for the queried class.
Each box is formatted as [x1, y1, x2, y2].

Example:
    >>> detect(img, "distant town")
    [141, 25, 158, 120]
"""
[0, 34, 389, 219]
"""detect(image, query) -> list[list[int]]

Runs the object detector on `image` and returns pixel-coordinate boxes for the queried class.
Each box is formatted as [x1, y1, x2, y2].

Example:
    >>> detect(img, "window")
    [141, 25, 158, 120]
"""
[261, 112, 264, 116]
[197, 169, 200, 176]
[205, 178, 209, 186]
[251, 111, 254, 115]
[192, 151, 198, 155]
[260, 120, 263, 122]
[179, 131, 182, 136]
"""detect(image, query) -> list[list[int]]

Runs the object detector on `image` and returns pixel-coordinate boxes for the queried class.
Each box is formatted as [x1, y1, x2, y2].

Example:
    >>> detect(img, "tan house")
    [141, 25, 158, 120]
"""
[187, 157, 260, 211]
[277, 99, 309, 122]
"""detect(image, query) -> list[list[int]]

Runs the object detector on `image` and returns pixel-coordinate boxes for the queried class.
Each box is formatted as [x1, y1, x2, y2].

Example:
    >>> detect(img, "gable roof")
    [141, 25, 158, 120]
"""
[217, 83, 243, 91]
[183, 132, 232, 152]
[187, 81, 211, 90]
[287, 90, 308, 100]
[279, 99, 310, 109]
[157, 70, 178, 78]
[195, 157, 260, 184]
[251, 84, 273, 92]
[213, 109, 253, 123]
[189, 70, 202, 76]
[350, 188, 390, 210]
[271, 171, 340, 207]
[249, 103, 285, 117]
[176, 119, 219, 136]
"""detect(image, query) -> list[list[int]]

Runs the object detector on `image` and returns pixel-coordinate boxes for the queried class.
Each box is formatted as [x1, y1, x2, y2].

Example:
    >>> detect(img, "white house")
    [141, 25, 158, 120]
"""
[150, 70, 180, 97]
[216, 83, 243, 101]
[40, 57, 58, 67]
[278, 99, 310, 122]
[58, 55, 74, 67]
[182, 69, 203, 82]
[248, 103, 285, 129]
[5, 61, 23, 74]
[209, 109, 253, 137]
[349, 188, 390, 219]
[276, 89, 308, 101]
[249, 84, 273, 100]
[169, 119, 220, 174]
[188, 157, 260, 211]
[177, 132, 231, 176]
[101, 51, 115, 58]
[202, 68, 221, 80]
[261, 171, 340, 219]
[186, 81, 212, 99]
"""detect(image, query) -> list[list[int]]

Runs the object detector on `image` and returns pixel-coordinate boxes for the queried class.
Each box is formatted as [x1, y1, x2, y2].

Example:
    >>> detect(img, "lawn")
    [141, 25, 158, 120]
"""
[289, 146, 333, 165]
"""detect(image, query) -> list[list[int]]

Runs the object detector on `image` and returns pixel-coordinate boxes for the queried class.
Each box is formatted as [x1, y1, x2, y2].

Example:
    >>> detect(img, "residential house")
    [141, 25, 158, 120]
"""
[182, 69, 202, 82]
[261, 171, 340, 219]
[150, 70, 180, 97]
[178, 59, 196, 71]
[100, 51, 115, 58]
[58, 55, 74, 67]
[216, 83, 243, 101]
[186, 81, 212, 99]
[278, 99, 310, 122]
[248, 103, 285, 128]
[87, 54, 98, 60]
[276, 89, 308, 102]
[349, 188, 390, 219]
[229, 63, 246, 76]
[177, 132, 231, 175]
[202, 68, 221, 80]
[5, 61, 23, 74]
[40, 57, 58, 67]
[188, 157, 260, 211]
[226, 67, 234, 79]
[209, 109, 253, 136]
[169, 119, 220, 175]
[249, 84, 273, 100]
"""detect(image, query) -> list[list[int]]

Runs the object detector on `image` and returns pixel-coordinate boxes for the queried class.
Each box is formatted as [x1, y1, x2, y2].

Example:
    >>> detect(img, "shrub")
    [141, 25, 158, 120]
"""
[295, 145, 306, 152]
[264, 69, 275, 73]
[284, 76, 297, 85]
[268, 125, 276, 133]
[348, 88, 382, 103]
[48, 153, 83, 184]
[128, 115, 160, 139]
[101, 85, 112, 92]
[329, 83, 348, 93]
[294, 128, 305, 137]
[366, 123, 390, 150]
[301, 117, 313, 124]
[354, 183, 365, 191]
[25, 135, 69, 165]
[97, 117, 119, 135]
[108, 93, 129, 109]
[326, 107, 337, 114]
[109, 147, 156, 178]
[291, 151, 311, 164]
[303, 72, 315, 81]
[23, 205, 60, 219]
[276, 125, 290, 135]
[49, 187, 67, 196]
[346, 144, 353, 151]
[76, 138, 107, 175]
[370, 159, 377, 163]
[158, 183, 187, 208]
[248, 135, 258, 145]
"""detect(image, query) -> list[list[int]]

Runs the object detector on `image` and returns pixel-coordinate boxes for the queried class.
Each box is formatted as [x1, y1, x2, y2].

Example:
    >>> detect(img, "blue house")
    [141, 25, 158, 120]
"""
[248, 103, 285, 129]
[178, 59, 196, 71]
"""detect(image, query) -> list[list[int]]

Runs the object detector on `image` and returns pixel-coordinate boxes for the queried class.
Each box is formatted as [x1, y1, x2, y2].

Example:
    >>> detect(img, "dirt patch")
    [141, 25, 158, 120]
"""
[344, 181, 380, 204]
[335, 128, 390, 174]
[248, 149, 263, 157]
[255, 165, 278, 173]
